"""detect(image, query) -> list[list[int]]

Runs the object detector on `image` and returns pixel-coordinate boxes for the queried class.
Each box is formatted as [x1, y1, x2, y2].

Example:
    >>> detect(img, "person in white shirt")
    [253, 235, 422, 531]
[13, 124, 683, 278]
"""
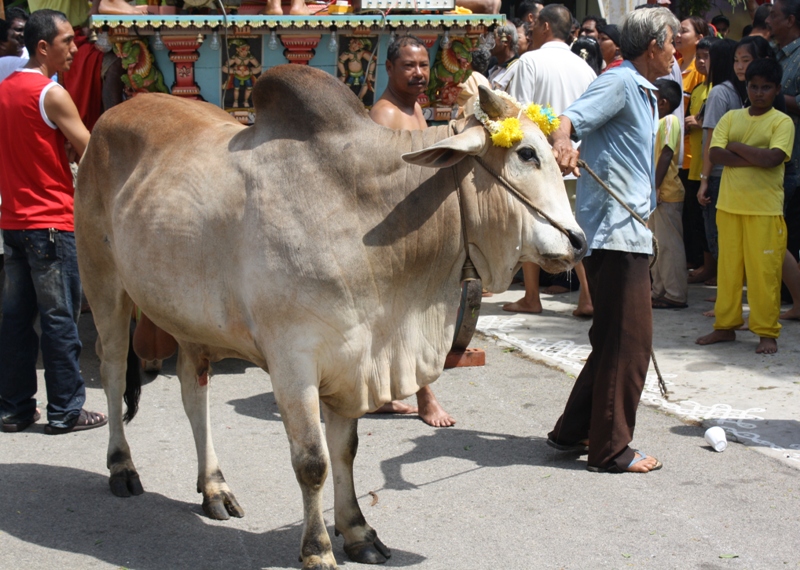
[504, 3, 596, 317]
[0, 13, 29, 84]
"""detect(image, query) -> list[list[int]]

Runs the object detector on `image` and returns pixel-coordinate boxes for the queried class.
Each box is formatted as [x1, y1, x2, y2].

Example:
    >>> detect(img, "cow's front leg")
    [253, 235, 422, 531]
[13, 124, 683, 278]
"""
[273, 377, 337, 570]
[176, 348, 244, 520]
[321, 404, 391, 565]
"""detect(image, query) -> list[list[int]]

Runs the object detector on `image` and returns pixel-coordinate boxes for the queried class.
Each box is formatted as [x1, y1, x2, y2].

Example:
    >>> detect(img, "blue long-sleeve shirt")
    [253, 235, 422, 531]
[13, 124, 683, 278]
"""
[563, 60, 658, 255]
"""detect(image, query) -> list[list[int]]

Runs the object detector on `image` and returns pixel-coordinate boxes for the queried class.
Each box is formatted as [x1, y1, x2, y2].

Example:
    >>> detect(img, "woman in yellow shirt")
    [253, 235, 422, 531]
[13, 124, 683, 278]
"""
[676, 15, 710, 171]
[683, 37, 717, 277]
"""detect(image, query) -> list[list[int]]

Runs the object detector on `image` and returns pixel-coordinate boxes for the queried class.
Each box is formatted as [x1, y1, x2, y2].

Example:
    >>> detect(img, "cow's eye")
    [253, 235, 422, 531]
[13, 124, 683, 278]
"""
[517, 147, 540, 166]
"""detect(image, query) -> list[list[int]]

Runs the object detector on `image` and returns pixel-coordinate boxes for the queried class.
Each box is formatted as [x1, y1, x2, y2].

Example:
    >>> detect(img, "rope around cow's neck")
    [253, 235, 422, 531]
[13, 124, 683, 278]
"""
[448, 122, 668, 398]
[577, 159, 668, 399]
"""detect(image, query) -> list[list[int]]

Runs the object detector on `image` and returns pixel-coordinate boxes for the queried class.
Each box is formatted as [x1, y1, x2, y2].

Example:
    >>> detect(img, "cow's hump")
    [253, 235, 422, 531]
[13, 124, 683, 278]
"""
[252, 65, 370, 139]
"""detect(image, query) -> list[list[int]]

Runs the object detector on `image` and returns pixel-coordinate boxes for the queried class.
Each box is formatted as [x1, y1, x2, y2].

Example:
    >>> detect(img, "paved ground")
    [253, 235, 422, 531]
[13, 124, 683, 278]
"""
[1, 313, 799, 569]
[479, 280, 800, 470]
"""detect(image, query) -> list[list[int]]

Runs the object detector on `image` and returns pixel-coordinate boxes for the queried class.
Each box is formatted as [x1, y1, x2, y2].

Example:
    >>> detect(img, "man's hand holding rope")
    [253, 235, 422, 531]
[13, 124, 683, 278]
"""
[549, 115, 580, 178]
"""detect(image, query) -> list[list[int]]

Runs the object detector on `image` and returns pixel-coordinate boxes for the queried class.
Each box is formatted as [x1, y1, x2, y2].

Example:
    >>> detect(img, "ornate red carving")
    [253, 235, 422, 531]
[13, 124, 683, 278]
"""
[414, 34, 439, 50]
[161, 35, 203, 99]
[280, 34, 321, 65]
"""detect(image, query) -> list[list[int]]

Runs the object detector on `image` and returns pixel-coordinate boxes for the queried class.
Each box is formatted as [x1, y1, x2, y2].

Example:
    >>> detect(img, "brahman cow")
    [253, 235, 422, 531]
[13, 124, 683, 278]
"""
[75, 64, 586, 570]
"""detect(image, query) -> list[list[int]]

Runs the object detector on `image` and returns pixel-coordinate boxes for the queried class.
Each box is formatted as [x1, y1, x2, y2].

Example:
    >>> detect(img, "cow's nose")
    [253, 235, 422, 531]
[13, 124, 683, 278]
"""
[567, 229, 587, 259]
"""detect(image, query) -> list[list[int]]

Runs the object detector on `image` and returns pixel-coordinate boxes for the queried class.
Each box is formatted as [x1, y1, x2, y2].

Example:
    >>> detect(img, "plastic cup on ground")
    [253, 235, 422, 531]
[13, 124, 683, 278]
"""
[704, 426, 727, 452]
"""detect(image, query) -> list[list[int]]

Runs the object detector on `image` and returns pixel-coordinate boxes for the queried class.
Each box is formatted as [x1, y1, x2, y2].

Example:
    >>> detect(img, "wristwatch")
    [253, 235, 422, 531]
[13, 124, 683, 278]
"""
[700, 174, 708, 180]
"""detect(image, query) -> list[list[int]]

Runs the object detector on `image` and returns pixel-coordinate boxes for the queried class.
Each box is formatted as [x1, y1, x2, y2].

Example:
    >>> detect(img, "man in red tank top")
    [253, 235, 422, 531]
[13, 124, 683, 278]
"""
[0, 9, 104, 434]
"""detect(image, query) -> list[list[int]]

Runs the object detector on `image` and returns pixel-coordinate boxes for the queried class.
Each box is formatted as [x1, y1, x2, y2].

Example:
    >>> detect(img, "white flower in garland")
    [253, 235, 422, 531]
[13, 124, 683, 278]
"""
[473, 90, 561, 148]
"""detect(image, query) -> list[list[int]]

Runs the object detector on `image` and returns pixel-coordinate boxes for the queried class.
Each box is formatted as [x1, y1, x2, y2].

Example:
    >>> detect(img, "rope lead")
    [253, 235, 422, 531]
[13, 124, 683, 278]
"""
[577, 159, 668, 400]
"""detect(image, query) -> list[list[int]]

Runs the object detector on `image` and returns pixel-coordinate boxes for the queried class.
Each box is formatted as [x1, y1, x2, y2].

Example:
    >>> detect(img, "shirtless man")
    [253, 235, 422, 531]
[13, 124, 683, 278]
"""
[368, 35, 455, 427]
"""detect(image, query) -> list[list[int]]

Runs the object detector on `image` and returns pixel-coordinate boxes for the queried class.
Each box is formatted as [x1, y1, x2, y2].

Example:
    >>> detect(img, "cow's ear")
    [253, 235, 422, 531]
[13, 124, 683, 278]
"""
[402, 126, 487, 169]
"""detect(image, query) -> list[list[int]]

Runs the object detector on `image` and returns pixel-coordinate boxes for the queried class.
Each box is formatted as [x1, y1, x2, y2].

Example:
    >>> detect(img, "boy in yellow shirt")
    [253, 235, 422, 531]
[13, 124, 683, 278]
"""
[651, 79, 689, 308]
[696, 59, 795, 354]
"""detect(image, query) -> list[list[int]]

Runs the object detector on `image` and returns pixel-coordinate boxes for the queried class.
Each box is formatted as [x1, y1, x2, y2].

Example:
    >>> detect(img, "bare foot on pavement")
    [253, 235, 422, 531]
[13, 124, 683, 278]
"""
[756, 337, 778, 354]
[696, 330, 735, 345]
[502, 298, 542, 314]
[573, 303, 593, 318]
[417, 386, 455, 427]
[780, 307, 800, 320]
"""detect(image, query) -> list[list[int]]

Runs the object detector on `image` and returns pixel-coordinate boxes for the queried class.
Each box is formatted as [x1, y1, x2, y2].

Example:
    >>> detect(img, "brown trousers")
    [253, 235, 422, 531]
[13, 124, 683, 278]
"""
[548, 249, 653, 471]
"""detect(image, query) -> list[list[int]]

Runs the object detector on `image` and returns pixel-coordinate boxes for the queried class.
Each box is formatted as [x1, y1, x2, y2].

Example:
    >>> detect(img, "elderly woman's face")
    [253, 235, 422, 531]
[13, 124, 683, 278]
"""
[517, 25, 528, 53]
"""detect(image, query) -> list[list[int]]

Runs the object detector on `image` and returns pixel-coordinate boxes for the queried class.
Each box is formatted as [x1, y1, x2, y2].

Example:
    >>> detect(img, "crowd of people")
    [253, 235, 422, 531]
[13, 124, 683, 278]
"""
[1, 1, 798, 475]
[470, 1, 800, 360]
[457, 1, 800, 472]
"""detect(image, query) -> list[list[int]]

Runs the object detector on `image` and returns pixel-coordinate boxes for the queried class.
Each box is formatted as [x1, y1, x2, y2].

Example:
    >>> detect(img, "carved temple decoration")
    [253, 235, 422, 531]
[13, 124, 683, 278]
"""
[161, 34, 204, 99]
[280, 34, 321, 65]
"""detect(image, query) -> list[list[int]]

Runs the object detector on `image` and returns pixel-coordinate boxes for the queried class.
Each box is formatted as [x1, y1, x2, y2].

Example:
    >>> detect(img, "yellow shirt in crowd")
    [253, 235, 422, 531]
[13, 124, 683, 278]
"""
[688, 82, 711, 181]
[656, 114, 685, 203]
[680, 58, 706, 170]
[711, 107, 795, 216]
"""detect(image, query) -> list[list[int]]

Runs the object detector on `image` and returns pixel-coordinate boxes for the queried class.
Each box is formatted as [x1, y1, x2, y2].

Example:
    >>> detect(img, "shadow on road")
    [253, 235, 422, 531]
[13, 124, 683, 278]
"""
[0, 463, 425, 569]
[375, 427, 588, 491]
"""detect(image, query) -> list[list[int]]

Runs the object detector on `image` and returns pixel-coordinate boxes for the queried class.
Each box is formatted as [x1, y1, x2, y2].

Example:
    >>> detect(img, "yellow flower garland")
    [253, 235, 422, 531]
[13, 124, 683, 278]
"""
[472, 90, 560, 147]
[524, 103, 560, 137]
[490, 117, 524, 148]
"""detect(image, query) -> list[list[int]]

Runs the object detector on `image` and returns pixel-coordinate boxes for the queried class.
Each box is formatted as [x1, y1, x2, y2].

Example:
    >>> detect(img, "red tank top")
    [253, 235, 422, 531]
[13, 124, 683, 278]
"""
[0, 70, 74, 231]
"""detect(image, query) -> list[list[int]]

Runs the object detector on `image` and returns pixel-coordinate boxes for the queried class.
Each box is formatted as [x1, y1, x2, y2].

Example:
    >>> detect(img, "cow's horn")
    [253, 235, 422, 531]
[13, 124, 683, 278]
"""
[478, 86, 505, 120]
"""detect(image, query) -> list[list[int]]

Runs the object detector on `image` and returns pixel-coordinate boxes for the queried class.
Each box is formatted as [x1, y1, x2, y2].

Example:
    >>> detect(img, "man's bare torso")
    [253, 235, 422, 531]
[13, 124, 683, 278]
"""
[369, 97, 427, 131]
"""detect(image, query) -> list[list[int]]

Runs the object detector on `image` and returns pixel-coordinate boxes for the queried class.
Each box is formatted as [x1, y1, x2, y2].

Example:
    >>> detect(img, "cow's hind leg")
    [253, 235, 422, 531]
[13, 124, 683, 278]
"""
[176, 347, 244, 520]
[321, 404, 391, 565]
[92, 288, 143, 497]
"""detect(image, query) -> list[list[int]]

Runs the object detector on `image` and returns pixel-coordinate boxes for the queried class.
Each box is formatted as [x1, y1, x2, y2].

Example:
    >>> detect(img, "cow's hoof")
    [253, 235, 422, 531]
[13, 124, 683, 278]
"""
[109, 470, 144, 497]
[301, 554, 337, 570]
[344, 536, 391, 564]
[202, 491, 245, 520]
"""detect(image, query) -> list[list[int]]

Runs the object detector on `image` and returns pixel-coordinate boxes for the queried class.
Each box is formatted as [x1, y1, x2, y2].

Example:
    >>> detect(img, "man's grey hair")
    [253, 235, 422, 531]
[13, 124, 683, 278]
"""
[494, 22, 519, 54]
[620, 7, 680, 61]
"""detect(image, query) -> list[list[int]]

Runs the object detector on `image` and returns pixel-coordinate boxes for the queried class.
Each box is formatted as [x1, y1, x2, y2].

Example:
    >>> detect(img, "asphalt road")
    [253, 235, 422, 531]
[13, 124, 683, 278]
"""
[1, 316, 798, 569]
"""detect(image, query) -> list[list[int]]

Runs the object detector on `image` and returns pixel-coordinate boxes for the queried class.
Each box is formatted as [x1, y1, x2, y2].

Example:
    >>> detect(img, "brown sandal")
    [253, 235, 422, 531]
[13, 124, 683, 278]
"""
[1, 409, 41, 433]
[45, 409, 108, 435]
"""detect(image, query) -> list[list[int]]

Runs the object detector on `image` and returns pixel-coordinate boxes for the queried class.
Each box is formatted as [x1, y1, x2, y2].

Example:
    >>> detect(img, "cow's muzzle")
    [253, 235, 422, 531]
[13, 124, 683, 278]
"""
[566, 228, 587, 260]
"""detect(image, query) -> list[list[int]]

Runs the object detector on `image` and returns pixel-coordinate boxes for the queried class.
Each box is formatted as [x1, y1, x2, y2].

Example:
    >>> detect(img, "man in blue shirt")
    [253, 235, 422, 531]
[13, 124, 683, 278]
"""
[546, 7, 680, 474]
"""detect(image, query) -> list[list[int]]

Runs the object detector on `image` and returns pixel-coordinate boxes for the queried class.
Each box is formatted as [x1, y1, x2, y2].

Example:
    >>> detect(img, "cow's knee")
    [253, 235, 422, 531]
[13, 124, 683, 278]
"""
[294, 446, 329, 490]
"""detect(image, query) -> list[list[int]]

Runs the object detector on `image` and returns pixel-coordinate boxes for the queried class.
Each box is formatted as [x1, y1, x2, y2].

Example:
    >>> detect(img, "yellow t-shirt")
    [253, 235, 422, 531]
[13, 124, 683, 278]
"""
[711, 108, 795, 216]
[680, 58, 706, 170]
[688, 82, 711, 181]
[656, 114, 685, 203]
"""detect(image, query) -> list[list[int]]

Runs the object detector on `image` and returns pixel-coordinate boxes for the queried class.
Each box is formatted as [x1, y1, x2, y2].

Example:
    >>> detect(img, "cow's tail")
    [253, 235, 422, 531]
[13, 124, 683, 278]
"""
[123, 334, 142, 423]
